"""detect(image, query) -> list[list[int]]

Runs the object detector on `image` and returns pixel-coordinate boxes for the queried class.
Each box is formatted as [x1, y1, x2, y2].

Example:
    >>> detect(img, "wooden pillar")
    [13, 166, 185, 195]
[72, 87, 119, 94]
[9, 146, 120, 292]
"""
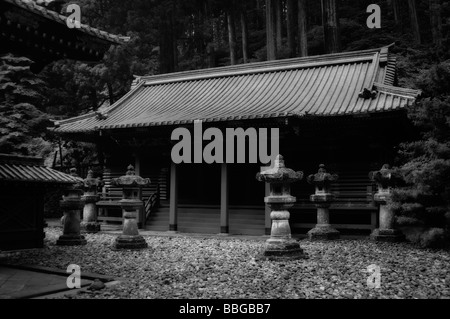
[220, 163, 229, 234]
[134, 152, 142, 227]
[371, 210, 378, 231]
[169, 162, 178, 231]
[261, 166, 272, 235]
[134, 152, 141, 176]
[265, 182, 271, 235]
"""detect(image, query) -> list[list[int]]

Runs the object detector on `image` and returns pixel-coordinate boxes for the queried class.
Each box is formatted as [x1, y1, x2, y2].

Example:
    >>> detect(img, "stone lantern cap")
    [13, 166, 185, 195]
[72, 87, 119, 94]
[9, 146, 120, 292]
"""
[83, 169, 104, 192]
[65, 167, 84, 192]
[61, 168, 84, 208]
[369, 164, 396, 191]
[307, 164, 338, 189]
[112, 165, 151, 188]
[307, 164, 338, 203]
[256, 155, 303, 183]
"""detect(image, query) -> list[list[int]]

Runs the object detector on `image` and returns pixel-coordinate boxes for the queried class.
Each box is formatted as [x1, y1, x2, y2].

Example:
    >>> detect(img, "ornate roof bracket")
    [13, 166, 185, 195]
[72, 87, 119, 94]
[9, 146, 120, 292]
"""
[358, 87, 378, 100]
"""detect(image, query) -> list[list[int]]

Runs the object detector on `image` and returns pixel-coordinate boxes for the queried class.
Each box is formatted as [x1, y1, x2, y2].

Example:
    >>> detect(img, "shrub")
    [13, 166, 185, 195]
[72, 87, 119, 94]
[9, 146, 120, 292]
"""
[419, 228, 448, 249]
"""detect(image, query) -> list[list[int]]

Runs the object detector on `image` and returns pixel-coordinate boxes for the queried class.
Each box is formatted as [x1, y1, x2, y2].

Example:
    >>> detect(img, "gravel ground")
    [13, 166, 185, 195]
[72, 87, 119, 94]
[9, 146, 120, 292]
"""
[4, 227, 450, 299]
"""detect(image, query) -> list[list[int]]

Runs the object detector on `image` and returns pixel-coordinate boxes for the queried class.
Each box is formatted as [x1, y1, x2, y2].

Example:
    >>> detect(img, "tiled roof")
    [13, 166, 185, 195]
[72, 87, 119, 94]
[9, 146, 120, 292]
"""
[4, 0, 127, 44]
[0, 154, 83, 184]
[54, 46, 421, 133]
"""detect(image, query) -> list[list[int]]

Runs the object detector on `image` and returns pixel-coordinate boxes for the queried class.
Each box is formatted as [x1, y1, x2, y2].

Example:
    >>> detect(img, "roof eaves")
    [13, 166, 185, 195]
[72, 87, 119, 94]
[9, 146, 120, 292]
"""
[100, 79, 146, 116]
[6, 0, 127, 44]
[96, 112, 300, 131]
[54, 80, 146, 130]
[54, 112, 96, 127]
[374, 82, 422, 99]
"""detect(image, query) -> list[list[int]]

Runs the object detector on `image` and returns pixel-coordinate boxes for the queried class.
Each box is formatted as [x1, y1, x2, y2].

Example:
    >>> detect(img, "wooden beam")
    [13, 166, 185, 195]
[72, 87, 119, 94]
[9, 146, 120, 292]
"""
[265, 182, 271, 235]
[134, 152, 141, 176]
[220, 163, 229, 233]
[261, 166, 272, 235]
[371, 210, 378, 231]
[169, 162, 178, 231]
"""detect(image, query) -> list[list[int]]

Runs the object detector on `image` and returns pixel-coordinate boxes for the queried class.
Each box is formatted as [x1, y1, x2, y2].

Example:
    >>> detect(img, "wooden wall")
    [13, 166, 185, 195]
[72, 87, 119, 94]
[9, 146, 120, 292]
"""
[0, 184, 45, 250]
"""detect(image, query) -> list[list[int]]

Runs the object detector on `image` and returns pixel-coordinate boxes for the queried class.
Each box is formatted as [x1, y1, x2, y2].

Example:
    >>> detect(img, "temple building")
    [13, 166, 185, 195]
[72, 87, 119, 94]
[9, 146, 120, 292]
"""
[0, 0, 127, 73]
[53, 45, 421, 236]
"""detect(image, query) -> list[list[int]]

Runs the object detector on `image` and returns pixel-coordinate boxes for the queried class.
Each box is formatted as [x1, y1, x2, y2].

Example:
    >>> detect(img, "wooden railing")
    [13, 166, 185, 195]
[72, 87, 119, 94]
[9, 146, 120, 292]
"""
[145, 184, 160, 222]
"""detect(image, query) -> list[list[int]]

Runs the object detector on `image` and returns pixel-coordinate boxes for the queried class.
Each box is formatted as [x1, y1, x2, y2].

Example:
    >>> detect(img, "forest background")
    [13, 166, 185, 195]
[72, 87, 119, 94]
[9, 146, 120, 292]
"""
[1, 0, 449, 247]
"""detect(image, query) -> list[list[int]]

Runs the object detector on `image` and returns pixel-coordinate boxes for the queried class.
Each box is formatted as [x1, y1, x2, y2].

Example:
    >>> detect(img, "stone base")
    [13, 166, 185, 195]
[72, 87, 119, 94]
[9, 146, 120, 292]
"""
[370, 228, 405, 242]
[217, 233, 230, 237]
[56, 234, 87, 246]
[81, 222, 101, 233]
[114, 235, 148, 250]
[262, 238, 308, 260]
[307, 225, 340, 241]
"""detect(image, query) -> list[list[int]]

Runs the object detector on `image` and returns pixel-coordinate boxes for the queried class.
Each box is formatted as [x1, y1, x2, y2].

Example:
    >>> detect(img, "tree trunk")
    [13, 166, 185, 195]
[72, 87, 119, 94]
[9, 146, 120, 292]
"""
[275, 0, 283, 52]
[172, 13, 178, 71]
[227, 11, 237, 65]
[256, 0, 264, 30]
[287, 0, 297, 58]
[159, 11, 176, 74]
[266, 0, 277, 60]
[58, 139, 63, 169]
[389, 0, 401, 26]
[408, 0, 421, 44]
[298, 0, 308, 57]
[241, 11, 249, 63]
[429, 0, 442, 46]
[207, 44, 216, 68]
[90, 87, 98, 111]
[321, 0, 340, 54]
[107, 82, 114, 105]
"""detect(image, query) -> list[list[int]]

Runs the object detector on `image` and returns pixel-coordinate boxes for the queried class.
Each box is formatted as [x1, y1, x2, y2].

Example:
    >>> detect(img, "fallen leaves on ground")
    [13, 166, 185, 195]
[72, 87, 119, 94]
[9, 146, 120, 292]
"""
[4, 227, 450, 299]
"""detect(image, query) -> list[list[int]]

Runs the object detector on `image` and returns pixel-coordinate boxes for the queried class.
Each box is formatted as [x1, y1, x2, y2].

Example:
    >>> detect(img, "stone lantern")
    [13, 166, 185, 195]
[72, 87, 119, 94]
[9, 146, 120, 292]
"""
[81, 169, 104, 233]
[256, 155, 306, 259]
[307, 164, 340, 240]
[57, 168, 87, 246]
[112, 165, 151, 250]
[369, 164, 404, 242]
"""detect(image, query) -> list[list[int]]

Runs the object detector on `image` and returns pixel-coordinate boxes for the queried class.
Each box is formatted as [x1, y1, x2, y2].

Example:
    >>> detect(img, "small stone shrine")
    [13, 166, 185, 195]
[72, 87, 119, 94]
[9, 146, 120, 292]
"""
[256, 155, 306, 259]
[0, 153, 83, 250]
[369, 164, 404, 242]
[307, 164, 340, 240]
[112, 165, 151, 250]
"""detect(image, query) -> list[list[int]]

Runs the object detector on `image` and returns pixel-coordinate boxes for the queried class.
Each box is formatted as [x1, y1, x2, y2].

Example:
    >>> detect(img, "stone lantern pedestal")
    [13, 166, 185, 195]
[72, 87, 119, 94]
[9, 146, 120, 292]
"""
[369, 164, 404, 242]
[81, 170, 103, 233]
[307, 165, 340, 241]
[57, 168, 87, 246]
[256, 155, 307, 259]
[112, 165, 151, 250]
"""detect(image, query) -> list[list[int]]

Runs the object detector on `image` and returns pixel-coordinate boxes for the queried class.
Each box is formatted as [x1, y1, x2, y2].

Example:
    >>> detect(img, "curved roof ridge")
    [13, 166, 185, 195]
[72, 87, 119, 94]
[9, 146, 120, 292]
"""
[139, 46, 389, 85]
[54, 80, 145, 127]
[374, 82, 421, 98]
